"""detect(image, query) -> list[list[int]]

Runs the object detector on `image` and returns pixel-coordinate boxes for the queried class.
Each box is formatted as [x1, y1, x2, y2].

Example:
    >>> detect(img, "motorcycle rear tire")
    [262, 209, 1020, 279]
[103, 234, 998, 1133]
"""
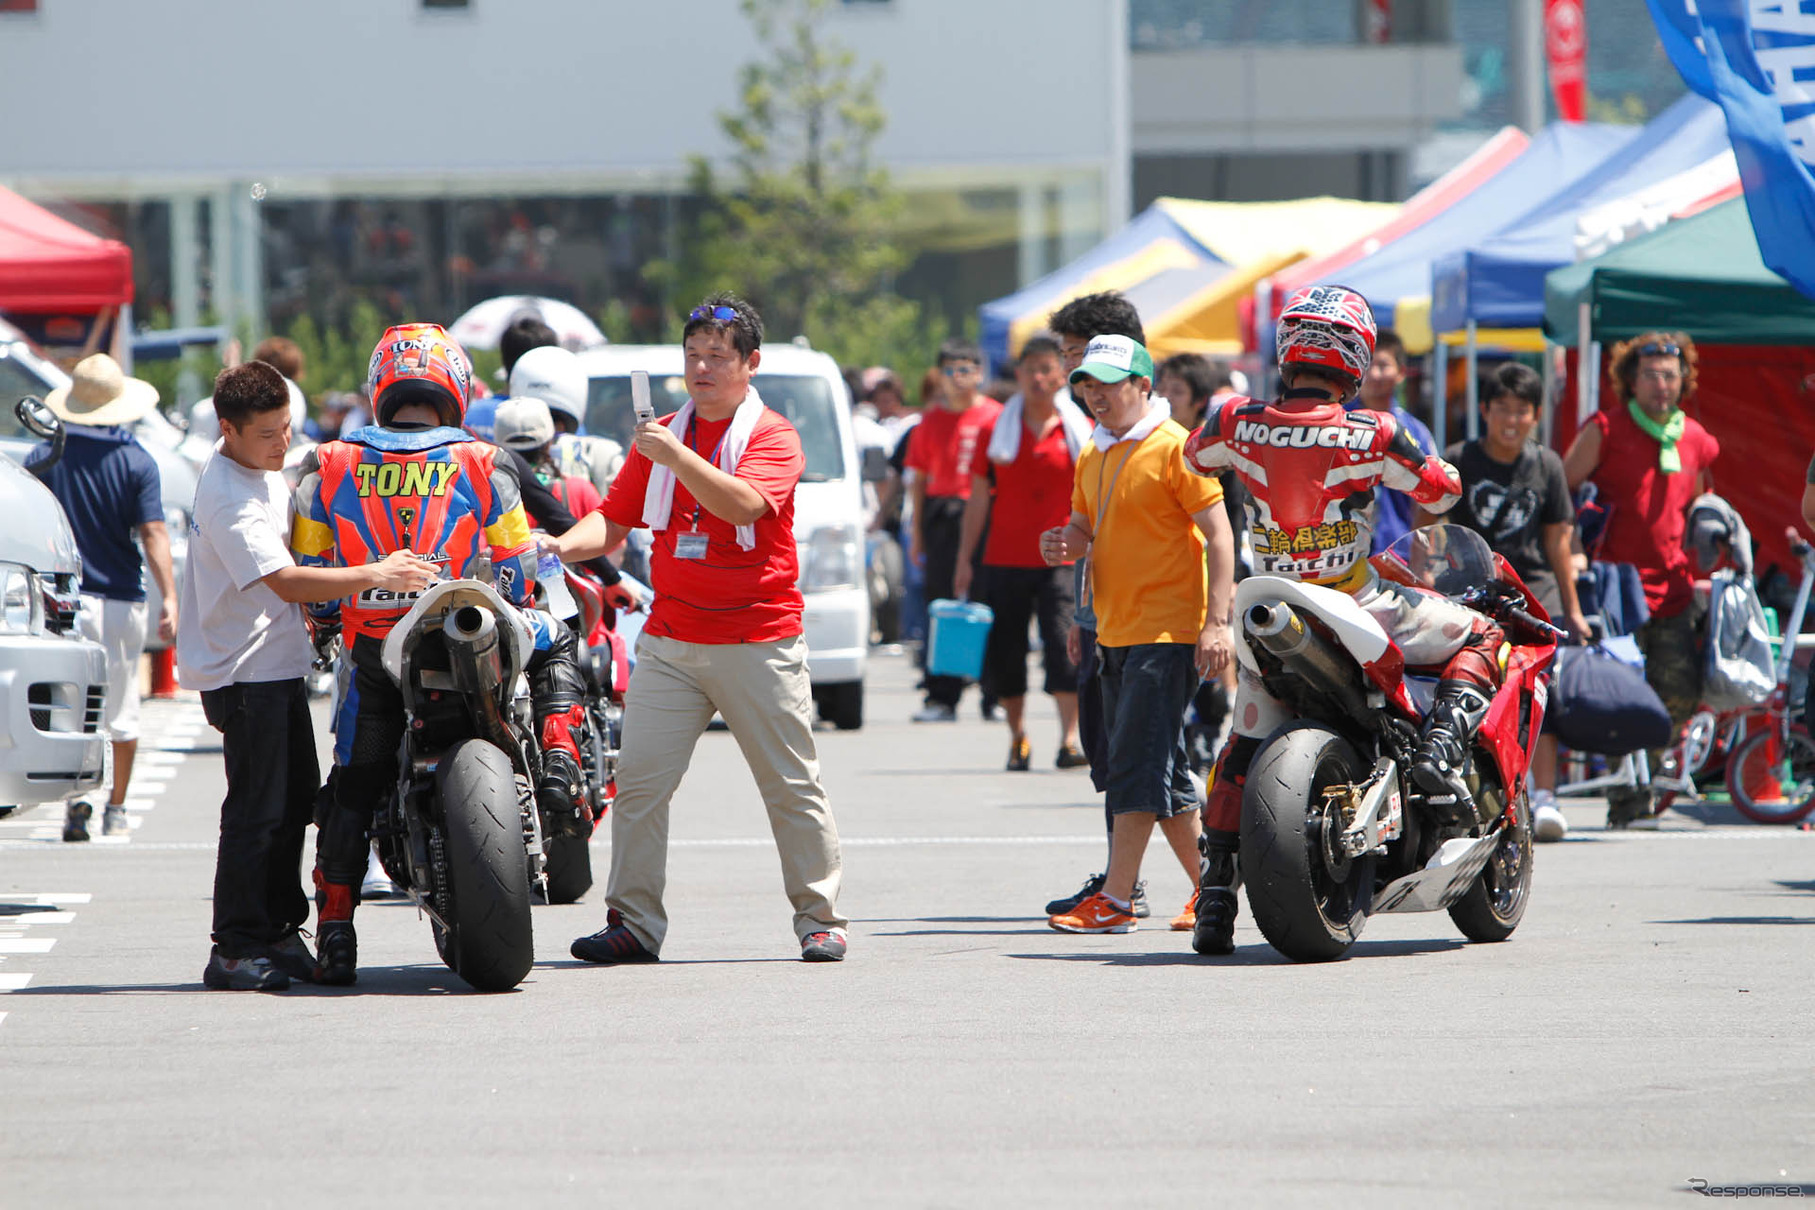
[434, 739, 535, 992]
[542, 833, 594, 904]
[1448, 794, 1533, 942]
[1241, 723, 1373, 963]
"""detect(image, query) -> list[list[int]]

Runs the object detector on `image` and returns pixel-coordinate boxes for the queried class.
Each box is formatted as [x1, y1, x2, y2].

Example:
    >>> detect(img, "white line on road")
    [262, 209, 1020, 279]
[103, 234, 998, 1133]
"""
[0, 974, 33, 990]
[0, 939, 55, 954]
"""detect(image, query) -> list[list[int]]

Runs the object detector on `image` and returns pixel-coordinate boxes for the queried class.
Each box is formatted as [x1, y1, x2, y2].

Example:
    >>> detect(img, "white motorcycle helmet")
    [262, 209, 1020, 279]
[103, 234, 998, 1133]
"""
[508, 346, 589, 433]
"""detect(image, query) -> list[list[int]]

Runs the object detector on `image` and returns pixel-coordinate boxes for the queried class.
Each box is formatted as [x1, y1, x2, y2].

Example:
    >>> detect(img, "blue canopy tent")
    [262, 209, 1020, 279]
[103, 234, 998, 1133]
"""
[1429, 93, 1730, 335]
[1328, 121, 1636, 349]
[978, 204, 1231, 371]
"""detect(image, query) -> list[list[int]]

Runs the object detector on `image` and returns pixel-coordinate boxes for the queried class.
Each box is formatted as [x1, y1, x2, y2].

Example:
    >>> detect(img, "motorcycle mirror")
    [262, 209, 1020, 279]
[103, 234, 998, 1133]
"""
[15, 395, 60, 441]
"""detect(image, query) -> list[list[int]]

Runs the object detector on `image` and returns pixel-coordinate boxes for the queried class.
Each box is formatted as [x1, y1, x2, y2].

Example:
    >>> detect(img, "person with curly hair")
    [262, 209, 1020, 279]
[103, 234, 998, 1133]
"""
[1563, 330, 1719, 828]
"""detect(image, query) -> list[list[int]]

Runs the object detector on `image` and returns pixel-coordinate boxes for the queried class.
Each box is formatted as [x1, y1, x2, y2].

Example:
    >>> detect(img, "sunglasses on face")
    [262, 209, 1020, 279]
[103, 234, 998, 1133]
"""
[688, 305, 738, 322]
[942, 363, 980, 377]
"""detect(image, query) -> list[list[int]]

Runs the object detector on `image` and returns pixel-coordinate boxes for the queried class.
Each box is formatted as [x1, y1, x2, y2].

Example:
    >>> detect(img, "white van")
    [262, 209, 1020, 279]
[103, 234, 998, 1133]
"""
[572, 343, 869, 729]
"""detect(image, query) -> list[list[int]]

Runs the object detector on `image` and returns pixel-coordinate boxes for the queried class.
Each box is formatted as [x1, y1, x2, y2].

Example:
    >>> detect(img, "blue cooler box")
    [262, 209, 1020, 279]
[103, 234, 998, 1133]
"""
[926, 599, 993, 680]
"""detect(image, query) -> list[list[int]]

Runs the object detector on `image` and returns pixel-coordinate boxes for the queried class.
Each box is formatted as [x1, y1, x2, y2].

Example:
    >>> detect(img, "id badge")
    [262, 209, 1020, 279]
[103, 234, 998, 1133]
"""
[675, 531, 709, 560]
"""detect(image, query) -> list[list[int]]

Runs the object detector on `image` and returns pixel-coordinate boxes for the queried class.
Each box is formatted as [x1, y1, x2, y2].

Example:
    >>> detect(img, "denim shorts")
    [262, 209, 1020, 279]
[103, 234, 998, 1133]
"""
[1096, 642, 1200, 818]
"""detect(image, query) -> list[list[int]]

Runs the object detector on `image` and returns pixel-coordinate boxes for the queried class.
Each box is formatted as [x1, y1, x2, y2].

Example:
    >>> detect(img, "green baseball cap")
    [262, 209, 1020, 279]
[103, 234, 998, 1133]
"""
[1068, 334, 1154, 386]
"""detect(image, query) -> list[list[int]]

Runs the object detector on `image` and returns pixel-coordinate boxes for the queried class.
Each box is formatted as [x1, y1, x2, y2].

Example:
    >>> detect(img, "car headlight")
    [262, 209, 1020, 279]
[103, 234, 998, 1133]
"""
[0, 562, 42, 635]
[799, 524, 860, 592]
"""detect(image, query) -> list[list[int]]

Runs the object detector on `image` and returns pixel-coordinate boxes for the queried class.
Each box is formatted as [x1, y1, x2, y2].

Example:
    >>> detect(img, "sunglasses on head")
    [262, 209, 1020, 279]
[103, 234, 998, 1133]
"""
[1638, 341, 1681, 358]
[688, 305, 738, 322]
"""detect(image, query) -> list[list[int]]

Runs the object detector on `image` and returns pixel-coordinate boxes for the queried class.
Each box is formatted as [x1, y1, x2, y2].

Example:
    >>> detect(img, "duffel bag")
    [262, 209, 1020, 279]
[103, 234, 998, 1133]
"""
[1549, 643, 1675, 756]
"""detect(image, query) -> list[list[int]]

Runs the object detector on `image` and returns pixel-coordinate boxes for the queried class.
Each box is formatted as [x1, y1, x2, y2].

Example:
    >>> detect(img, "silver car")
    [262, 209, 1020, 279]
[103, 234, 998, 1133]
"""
[0, 399, 108, 814]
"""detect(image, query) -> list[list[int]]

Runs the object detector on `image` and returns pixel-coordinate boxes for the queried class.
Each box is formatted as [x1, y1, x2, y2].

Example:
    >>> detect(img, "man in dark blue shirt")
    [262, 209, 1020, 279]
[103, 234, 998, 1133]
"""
[30, 354, 176, 842]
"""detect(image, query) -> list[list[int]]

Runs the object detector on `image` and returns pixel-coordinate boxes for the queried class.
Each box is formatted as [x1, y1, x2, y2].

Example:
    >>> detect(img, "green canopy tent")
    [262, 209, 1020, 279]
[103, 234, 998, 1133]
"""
[1544, 197, 1815, 347]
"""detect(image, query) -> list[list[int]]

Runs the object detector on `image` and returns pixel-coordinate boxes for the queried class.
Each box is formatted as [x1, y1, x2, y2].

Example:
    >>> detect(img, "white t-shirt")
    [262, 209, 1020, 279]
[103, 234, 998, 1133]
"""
[175, 442, 315, 691]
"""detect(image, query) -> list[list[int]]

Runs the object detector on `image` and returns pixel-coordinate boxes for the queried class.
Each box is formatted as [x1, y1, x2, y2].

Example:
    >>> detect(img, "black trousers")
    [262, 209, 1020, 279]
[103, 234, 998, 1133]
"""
[201, 678, 319, 957]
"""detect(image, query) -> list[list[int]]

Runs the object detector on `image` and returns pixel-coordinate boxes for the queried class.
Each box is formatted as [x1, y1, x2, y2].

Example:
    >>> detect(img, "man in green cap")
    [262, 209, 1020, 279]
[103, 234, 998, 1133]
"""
[1563, 330, 1719, 829]
[1038, 335, 1235, 934]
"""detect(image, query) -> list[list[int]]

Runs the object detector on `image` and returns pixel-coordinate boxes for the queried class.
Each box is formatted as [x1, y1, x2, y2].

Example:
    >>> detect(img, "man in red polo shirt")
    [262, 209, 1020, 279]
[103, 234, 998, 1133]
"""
[1564, 330, 1719, 828]
[905, 339, 1003, 721]
[549, 293, 849, 963]
[954, 334, 1091, 770]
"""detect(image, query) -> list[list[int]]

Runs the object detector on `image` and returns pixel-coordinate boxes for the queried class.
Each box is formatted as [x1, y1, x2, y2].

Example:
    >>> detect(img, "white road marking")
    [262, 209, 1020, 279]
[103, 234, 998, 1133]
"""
[0, 974, 33, 990]
[0, 939, 55, 954]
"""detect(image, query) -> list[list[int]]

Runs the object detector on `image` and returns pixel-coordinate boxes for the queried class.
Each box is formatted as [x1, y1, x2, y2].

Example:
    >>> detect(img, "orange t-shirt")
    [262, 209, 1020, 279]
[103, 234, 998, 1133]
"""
[1071, 418, 1223, 647]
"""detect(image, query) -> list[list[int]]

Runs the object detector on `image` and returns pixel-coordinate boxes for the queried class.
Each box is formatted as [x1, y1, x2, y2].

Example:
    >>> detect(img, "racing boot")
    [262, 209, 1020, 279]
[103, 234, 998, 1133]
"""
[1410, 680, 1492, 829]
[538, 704, 590, 839]
[312, 868, 359, 986]
[1192, 831, 1241, 956]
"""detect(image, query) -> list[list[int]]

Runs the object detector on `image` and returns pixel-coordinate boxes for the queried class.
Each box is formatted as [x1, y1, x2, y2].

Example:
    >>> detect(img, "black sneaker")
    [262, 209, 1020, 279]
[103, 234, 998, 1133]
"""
[203, 947, 291, 992]
[264, 930, 317, 983]
[571, 909, 659, 965]
[314, 921, 358, 986]
[1055, 743, 1090, 770]
[800, 930, 847, 962]
[1130, 880, 1151, 919]
[1044, 871, 1106, 916]
[62, 800, 93, 843]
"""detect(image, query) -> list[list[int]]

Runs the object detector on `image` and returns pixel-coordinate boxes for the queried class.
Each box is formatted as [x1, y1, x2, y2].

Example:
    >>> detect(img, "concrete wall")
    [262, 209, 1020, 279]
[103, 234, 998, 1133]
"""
[0, 0, 1121, 197]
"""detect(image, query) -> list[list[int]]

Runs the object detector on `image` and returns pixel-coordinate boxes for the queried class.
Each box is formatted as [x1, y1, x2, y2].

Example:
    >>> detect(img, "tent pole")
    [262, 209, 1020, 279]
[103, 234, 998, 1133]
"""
[1540, 339, 1557, 449]
[1432, 337, 1448, 451]
[1577, 300, 1594, 421]
[1588, 340, 1602, 416]
[1465, 320, 1480, 441]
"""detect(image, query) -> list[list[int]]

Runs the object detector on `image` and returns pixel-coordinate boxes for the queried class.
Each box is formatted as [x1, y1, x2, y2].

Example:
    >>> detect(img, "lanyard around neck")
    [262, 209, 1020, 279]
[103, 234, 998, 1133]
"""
[685, 413, 731, 531]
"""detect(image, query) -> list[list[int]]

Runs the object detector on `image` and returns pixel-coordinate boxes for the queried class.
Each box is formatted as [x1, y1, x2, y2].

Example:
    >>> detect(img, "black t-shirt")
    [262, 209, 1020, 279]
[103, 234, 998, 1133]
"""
[1444, 438, 1573, 614]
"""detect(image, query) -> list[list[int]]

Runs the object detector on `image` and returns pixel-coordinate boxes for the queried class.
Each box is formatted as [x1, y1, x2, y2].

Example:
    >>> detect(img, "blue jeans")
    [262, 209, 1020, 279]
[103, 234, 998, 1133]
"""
[1097, 642, 1200, 819]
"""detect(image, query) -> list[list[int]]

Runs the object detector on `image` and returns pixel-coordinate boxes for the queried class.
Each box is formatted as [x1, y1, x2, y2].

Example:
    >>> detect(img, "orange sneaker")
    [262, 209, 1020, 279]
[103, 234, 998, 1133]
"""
[1049, 891, 1138, 934]
[1169, 895, 1196, 931]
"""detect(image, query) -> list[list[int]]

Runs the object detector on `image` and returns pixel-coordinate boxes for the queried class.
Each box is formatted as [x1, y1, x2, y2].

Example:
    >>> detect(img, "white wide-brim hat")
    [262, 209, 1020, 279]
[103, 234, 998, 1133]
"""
[44, 353, 160, 427]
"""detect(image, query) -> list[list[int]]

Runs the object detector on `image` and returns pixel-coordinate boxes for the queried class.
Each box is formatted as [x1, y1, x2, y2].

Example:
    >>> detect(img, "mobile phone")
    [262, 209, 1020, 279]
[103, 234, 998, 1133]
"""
[631, 370, 654, 425]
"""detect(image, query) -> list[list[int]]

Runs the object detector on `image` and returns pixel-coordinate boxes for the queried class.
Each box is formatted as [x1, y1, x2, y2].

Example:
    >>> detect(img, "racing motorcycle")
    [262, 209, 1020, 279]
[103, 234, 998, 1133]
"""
[1234, 524, 1559, 962]
[366, 579, 554, 991]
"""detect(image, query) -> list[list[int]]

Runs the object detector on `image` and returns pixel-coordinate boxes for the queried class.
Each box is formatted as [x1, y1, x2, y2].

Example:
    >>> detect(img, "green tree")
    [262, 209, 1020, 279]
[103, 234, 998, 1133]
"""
[655, 0, 946, 379]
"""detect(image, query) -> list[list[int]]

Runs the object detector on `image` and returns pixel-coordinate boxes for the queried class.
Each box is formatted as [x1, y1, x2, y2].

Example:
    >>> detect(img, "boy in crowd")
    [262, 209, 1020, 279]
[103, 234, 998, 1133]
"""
[1040, 336, 1235, 934]
[1419, 362, 1588, 842]
[178, 361, 434, 991]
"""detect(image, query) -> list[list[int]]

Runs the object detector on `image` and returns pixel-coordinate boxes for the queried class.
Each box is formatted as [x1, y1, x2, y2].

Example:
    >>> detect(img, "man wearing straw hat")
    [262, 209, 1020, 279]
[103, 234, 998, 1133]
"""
[28, 353, 177, 843]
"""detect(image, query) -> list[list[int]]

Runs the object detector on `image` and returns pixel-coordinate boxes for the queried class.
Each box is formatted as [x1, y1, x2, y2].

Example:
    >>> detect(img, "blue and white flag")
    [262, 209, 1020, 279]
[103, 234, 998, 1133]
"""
[1647, 0, 1815, 300]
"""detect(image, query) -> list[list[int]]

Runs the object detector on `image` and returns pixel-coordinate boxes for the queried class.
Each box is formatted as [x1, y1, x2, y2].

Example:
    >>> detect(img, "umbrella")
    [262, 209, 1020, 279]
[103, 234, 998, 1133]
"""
[447, 295, 607, 352]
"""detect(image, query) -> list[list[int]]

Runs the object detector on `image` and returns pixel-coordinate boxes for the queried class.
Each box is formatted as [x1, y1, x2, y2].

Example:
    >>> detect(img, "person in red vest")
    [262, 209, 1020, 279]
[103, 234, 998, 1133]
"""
[1563, 331, 1720, 829]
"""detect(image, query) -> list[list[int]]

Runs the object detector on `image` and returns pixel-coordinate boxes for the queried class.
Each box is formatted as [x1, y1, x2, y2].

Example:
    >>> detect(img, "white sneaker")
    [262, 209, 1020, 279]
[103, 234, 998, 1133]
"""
[1531, 791, 1568, 842]
[361, 846, 399, 899]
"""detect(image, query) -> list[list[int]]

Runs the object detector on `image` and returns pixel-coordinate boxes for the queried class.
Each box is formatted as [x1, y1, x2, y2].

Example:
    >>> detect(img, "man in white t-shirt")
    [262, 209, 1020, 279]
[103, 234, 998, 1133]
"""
[177, 361, 435, 992]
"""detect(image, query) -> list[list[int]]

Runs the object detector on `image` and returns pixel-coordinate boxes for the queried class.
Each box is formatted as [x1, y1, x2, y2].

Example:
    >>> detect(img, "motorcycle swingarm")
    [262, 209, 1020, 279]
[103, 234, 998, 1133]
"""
[1327, 757, 1403, 858]
[1369, 827, 1503, 914]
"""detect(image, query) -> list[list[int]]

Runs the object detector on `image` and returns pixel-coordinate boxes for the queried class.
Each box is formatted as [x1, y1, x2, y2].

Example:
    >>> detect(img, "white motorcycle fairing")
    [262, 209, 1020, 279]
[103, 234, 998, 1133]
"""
[1232, 574, 1393, 675]
[380, 579, 534, 686]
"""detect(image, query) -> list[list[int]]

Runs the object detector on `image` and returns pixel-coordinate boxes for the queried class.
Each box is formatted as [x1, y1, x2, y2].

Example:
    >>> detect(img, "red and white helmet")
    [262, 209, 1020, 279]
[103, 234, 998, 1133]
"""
[1276, 285, 1377, 390]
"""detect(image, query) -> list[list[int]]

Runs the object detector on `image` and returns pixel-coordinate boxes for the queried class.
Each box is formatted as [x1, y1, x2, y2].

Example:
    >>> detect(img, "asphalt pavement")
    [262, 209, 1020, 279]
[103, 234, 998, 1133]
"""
[2, 648, 1812, 1208]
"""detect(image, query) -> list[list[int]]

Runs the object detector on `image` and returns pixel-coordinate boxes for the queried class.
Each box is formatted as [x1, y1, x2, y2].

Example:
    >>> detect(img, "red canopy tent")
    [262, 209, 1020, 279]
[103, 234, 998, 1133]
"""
[0, 185, 132, 313]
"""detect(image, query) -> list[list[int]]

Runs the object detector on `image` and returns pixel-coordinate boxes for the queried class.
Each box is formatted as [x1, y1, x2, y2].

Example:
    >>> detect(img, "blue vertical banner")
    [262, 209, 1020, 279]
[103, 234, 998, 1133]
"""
[1646, 0, 1815, 300]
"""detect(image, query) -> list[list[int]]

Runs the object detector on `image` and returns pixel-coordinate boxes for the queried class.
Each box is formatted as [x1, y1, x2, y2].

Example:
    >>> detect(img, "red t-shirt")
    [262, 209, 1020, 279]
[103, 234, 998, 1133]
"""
[1589, 404, 1720, 617]
[905, 399, 1002, 499]
[968, 412, 1077, 568]
[600, 408, 805, 644]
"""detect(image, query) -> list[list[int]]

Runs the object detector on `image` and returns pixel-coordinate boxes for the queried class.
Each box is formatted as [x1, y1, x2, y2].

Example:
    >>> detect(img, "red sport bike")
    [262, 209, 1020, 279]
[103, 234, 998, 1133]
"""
[1234, 523, 1561, 962]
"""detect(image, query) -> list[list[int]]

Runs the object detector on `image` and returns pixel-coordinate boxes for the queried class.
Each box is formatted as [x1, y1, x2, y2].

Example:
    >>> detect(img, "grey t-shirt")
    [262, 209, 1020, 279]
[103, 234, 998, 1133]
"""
[1444, 438, 1573, 615]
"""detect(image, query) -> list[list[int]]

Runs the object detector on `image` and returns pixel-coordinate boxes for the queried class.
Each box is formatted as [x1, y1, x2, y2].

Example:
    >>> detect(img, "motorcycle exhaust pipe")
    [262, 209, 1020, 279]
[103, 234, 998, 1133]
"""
[1244, 601, 1372, 717]
[443, 605, 504, 695]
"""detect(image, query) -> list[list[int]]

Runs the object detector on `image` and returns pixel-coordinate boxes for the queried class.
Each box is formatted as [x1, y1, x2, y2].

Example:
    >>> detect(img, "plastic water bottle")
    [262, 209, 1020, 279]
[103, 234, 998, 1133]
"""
[537, 550, 563, 584]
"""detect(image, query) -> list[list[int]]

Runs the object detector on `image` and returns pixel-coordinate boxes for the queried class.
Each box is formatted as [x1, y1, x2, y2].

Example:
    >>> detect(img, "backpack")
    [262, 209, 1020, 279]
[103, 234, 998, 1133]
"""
[1702, 568, 1776, 712]
[1549, 644, 1675, 756]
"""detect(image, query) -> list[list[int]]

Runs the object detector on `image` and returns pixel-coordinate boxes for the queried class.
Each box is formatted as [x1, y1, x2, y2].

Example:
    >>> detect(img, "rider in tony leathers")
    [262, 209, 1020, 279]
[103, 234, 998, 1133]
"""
[290, 323, 590, 985]
[1181, 285, 1505, 956]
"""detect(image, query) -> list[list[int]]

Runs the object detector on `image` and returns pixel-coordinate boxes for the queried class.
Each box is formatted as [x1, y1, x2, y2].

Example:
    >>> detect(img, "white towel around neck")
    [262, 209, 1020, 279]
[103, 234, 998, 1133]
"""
[987, 389, 1093, 464]
[642, 388, 767, 550]
[1088, 396, 1170, 451]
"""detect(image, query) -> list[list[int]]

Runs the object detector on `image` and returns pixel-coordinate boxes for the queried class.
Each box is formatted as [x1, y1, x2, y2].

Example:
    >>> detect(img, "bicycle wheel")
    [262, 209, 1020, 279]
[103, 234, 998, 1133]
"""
[1727, 726, 1815, 825]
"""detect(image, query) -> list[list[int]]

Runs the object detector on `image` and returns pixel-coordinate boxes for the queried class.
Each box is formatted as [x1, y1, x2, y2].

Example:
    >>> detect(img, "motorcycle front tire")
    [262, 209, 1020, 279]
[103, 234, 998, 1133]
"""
[1241, 722, 1374, 963]
[434, 739, 535, 991]
[1448, 792, 1534, 942]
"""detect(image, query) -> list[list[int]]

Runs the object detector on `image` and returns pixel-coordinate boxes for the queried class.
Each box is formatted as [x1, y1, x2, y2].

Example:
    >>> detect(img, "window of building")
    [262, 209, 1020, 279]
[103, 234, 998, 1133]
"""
[0, 1, 40, 13]
[421, 0, 469, 9]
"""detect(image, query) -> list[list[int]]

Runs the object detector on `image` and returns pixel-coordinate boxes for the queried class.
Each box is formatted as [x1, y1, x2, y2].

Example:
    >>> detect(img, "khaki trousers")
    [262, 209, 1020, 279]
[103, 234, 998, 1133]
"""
[607, 632, 846, 953]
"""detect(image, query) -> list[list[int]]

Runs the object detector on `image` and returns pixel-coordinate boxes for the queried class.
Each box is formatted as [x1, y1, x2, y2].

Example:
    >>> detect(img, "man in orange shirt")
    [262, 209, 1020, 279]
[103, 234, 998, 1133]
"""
[1040, 336, 1236, 934]
[905, 339, 1003, 722]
